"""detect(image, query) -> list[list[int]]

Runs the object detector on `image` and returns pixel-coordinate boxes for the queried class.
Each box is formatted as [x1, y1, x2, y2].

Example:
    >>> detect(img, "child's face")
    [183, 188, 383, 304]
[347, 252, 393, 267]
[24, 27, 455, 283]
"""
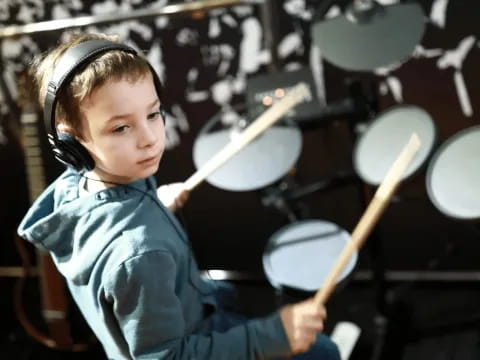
[79, 73, 165, 184]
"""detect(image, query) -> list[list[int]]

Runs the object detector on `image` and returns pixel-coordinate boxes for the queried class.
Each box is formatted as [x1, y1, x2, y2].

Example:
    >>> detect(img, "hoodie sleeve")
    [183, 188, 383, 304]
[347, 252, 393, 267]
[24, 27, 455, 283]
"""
[104, 250, 291, 360]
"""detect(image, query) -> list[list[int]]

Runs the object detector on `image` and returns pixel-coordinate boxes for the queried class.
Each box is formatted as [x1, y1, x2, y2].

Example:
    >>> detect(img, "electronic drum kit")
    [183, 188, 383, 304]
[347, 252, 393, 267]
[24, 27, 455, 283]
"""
[192, 0, 480, 297]
[194, 102, 479, 296]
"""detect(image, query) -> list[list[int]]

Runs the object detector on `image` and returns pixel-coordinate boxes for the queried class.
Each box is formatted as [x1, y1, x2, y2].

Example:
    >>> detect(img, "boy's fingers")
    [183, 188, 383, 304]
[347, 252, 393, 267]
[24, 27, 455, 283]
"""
[301, 317, 324, 333]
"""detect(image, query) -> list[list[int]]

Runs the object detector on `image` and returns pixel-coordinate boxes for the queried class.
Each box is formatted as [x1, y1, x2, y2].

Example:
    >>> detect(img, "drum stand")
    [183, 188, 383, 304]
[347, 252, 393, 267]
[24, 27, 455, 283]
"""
[261, 170, 359, 222]
[260, 79, 416, 359]
[358, 188, 412, 360]
[355, 163, 480, 358]
[260, 167, 408, 360]
[346, 86, 413, 360]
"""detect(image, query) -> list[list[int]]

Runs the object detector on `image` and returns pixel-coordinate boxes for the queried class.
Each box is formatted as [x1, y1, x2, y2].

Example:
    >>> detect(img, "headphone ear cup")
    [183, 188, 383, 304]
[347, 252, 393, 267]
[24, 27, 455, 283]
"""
[54, 133, 95, 171]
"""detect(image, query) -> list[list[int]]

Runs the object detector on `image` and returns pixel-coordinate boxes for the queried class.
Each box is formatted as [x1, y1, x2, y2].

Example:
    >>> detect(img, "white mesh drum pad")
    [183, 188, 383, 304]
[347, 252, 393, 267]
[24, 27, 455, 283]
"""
[354, 105, 436, 185]
[263, 220, 357, 292]
[427, 126, 480, 220]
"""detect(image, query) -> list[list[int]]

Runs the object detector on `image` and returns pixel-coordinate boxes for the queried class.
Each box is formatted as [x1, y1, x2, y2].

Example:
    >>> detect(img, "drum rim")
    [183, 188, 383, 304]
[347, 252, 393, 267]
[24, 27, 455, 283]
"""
[426, 125, 480, 221]
[262, 219, 357, 291]
[353, 104, 437, 186]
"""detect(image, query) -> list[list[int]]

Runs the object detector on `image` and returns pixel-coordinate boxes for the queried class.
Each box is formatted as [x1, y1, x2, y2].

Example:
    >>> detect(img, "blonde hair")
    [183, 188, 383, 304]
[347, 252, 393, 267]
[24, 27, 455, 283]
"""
[33, 33, 153, 139]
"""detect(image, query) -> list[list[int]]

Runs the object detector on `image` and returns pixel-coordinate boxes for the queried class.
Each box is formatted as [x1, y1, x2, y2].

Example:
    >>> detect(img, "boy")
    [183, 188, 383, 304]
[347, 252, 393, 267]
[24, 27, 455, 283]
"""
[18, 33, 340, 359]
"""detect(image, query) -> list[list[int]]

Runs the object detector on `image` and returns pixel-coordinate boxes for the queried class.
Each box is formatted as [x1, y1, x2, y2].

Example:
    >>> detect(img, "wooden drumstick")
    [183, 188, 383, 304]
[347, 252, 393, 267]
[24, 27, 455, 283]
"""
[184, 82, 312, 191]
[313, 133, 422, 308]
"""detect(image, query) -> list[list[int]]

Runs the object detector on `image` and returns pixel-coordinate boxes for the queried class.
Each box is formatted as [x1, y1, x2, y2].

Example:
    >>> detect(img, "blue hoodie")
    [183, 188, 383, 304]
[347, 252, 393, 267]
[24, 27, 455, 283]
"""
[18, 169, 291, 359]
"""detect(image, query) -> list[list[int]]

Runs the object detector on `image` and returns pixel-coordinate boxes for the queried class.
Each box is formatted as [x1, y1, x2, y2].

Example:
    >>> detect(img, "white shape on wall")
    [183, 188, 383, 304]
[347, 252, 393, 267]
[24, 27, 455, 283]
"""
[239, 17, 270, 74]
[437, 35, 476, 117]
[165, 104, 190, 150]
[430, 0, 449, 28]
[278, 32, 304, 59]
[284, 0, 312, 21]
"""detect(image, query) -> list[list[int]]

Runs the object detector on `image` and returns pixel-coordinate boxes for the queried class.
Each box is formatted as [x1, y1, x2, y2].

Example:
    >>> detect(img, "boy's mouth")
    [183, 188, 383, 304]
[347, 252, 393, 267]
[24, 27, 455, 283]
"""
[138, 154, 160, 164]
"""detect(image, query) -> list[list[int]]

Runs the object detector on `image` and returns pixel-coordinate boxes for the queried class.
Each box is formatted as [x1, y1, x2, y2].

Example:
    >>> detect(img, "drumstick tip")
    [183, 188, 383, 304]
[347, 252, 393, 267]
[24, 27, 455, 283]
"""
[294, 82, 312, 102]
[410, 132, 421, 147]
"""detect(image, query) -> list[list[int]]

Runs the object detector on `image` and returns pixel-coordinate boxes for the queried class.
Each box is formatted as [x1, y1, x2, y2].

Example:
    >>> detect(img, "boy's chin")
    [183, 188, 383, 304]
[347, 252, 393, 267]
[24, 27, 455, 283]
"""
[137, 163, 160, 178]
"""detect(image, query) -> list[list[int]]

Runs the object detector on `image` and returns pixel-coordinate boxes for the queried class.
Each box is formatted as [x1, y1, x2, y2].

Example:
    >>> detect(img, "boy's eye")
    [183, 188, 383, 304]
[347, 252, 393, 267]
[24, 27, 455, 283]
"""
[113, 125, 128, 133]
[148, 111, 162, 120]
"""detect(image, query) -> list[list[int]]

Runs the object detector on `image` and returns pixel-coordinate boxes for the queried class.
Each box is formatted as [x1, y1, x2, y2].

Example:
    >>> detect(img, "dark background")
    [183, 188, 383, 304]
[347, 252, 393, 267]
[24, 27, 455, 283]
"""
[0, 0, 479, 359]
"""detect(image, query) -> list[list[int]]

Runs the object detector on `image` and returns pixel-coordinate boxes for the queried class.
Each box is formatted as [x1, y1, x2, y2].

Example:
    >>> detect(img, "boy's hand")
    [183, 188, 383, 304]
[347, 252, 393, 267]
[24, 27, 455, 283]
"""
[157, 182, 189, 212]
[280, 298, 326, 355]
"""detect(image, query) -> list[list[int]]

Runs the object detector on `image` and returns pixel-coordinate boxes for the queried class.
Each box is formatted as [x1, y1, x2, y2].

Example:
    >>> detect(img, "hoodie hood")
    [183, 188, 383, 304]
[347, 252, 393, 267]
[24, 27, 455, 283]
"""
[17, 169, 157, 286]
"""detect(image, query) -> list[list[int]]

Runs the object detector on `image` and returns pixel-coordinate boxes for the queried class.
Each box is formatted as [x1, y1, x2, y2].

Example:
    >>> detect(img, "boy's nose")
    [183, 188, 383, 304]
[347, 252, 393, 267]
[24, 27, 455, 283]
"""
[138, 123, 157, 148]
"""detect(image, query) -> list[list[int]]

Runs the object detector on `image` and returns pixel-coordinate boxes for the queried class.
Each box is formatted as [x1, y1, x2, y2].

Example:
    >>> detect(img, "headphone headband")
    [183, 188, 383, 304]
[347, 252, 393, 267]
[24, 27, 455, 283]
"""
[44, 39, 138, 138]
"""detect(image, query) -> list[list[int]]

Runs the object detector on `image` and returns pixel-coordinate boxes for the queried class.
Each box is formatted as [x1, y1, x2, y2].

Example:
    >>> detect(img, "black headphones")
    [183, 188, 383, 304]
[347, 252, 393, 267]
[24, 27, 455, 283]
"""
[44, 39, 165, 171]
